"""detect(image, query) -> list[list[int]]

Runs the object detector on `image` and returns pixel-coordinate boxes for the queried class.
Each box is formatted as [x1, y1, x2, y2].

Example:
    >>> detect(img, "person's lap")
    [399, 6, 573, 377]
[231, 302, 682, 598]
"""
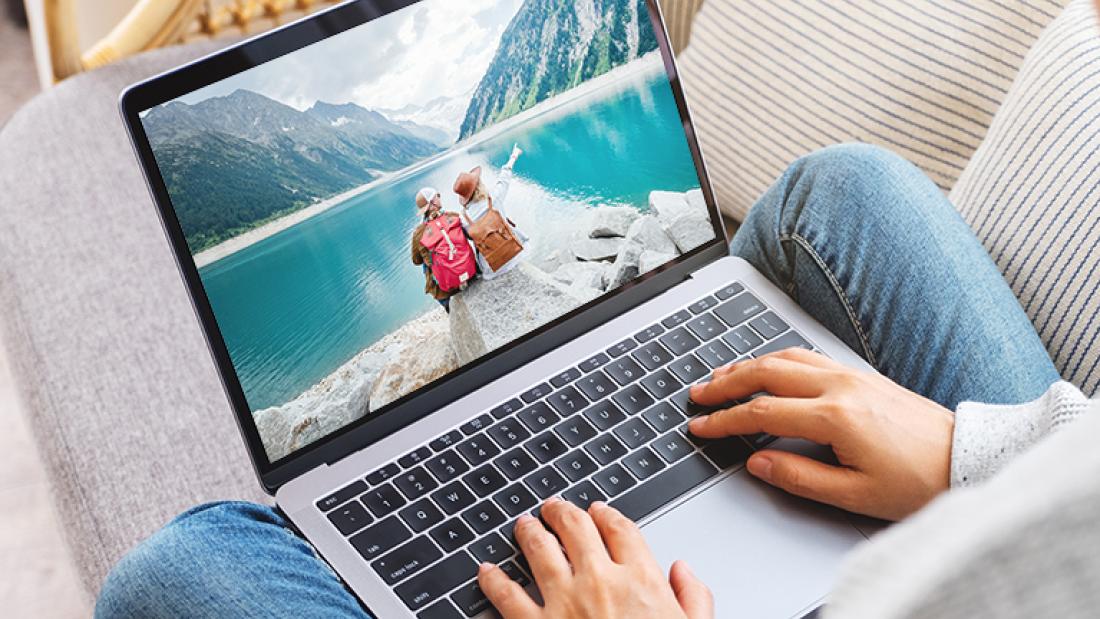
[94, 144, 1061, 617]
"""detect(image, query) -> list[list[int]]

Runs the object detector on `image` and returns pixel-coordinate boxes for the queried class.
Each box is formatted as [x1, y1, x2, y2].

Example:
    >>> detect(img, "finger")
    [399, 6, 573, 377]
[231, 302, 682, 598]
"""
[690, 357, 829, 405]
[762, 347, 848, 370]
[688, 396, 837, 444]
[478, 563, 541, 619]
[513, 514, 572, 587]
[669, 561, 714, 619]
[541, 497, 611, 569]
[588, 502, 658, 567]
[746, 450, 866, 512]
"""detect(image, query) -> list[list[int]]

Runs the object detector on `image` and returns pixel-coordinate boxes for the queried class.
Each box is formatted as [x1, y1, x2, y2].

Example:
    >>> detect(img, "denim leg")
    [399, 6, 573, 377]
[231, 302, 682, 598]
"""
[730, 144, 1060, 410]
[95, 502, 371, 619]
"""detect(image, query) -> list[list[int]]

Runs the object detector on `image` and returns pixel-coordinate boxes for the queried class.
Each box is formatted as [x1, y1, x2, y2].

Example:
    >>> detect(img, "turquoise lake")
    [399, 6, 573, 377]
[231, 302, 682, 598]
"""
[199, 66, 704, 411]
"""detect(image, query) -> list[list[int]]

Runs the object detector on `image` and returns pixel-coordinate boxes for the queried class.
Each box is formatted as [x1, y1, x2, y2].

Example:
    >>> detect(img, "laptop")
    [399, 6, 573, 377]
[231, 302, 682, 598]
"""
[120, 1, 877, 617]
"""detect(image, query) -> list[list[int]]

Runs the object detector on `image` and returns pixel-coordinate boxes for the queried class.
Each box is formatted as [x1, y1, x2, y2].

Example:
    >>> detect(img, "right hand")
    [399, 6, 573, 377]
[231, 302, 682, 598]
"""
[688, 348, 954, 521]
[507, 144, 524, 167]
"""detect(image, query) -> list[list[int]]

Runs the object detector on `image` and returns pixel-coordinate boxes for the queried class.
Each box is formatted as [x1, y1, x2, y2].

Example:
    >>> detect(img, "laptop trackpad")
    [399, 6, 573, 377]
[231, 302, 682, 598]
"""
[641, 467, 866, 618]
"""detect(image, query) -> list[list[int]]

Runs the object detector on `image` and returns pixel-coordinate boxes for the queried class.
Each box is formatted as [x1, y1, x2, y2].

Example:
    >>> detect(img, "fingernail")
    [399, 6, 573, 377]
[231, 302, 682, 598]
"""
[478, 562, 493, 574]
[688, 416, 708, 430]
[517, 514, 535, 525]
[589, 501, 607, 511]
[747, 454, 773, 481]
[546, 495, 562, 504]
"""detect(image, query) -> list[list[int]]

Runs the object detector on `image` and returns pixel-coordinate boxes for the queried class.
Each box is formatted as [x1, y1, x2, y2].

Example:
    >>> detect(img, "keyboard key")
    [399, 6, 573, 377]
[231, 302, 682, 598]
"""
[592, 463, 637, 497]
[622, 447, 667, 480]
[605, 357, 644, 386]
[546, 385, 588, 416]
[575, 370, 616, 400]
[431, 482, 477, 515]
[555, 449, 599, 482]
[399, 447, 433, 469]
[662, 309, 692, 328]
[462, 499, 508, 535]
[611, 454, 720, 521]
[430, 518, 476, 553]
[688, 295, 718, 314]
[714, 282, 745, 300]
[615, 417, 657, 449]
[632, 341, 674, 371]
[612, 384, 655, 415]
[372, 536, 442, 585]
[660, 327, 701, 356]
[578, 352, 610, 372]
[399, 498, 445, 533]
[694, 340, 737, 369]
[418, 600, 463, 619]
[714, 292, 766, 327]
[517, 401, 560, 433]
[667, 354, 708, 384]
[703, 437, 753, 469]
[495, 448, 538, 480]
[745, 432, 780, 449]
[316, 480, 367, 512]
[395, 466, 439, 500]
[521, 383, 552, 403]
[650, 432, 694, 464]
[525, 466, 569, 499]
[463, 465, 507, 497]
[554, 416, 598, 446]
[643, 402, 686, 434]
[366, 463, 400, 485]
[634, 323, 666, 343]
[490, 398, 524, 420]
[450, 580, 492, 617]
[585, 432, 628, 465]
[363, 483, 407, 517]
[723, 325, 763, 355]
[669, 386, 723, 417]
[430, 430, 464, 452]
[327, 500, 373, 535]
[749, 311, 789, 340]
[583, 399, 626, 431]
[425, 451, 471, 484]
[350, 515, 411, 560]
[468, 531, 513, 564]
[607, 338, 638, 357]
[460, 414, 494, 436]
[500, 560, 531, 586]
[753, 332, 814, 357]
[685, 313, 725, 341]
[640, 369, 681, 400]
[562, 480, 607, 509]
[393, 551, 476, 610]
[493, 482, 539, 517]
[488, 419, 531, 449]
[456, 435, 501, 466]
[550, 367, 582, 388]
[526, 430, 569, 463]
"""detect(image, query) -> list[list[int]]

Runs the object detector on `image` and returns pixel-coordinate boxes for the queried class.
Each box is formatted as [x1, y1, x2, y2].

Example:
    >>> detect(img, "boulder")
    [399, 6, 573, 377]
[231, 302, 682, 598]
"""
[639, 250, 677, 274]
[536, 248, 571, 273]
[607, 241, 643, 289]
[587, 206, 640, 238]
[552, 261, 609, 290]
[449, 262, 589, 364]
[667, 214, 715, 254]
[685, 188, 707, 214]
[624, 215, 677, 255]
[368, 310, 460, 410]
[572, 236, 625, 262]
[649, 190, 693, 224]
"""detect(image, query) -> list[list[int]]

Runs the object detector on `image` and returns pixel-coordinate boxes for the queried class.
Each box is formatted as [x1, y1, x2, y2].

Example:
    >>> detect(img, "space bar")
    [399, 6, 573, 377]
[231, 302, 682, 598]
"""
[610, 454, 720, 521]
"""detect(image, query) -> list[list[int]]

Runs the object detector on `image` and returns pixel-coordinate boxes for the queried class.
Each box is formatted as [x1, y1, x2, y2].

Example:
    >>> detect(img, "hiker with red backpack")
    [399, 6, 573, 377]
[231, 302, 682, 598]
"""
[453, 144, 528, 280]
[411, 187, 478, 312]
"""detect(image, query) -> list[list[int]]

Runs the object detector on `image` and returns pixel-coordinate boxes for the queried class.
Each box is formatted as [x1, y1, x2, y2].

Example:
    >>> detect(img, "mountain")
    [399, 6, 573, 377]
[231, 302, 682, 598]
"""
[378, 88, 475, 144]
[143, 90, 443, 253]
[458, 0, 658, 140]
[394, 120, 451, 148]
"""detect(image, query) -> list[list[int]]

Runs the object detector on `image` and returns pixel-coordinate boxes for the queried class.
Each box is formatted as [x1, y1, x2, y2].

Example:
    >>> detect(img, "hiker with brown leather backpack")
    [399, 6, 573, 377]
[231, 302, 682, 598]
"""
[411, 187, 477, 312]
[453, 144, 528, 279]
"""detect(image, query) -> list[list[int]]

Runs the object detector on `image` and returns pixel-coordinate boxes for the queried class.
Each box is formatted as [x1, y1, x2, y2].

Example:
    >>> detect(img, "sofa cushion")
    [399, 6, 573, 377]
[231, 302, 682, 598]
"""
[948, 0, 1100, 393]
[677, 0, 1068, 222]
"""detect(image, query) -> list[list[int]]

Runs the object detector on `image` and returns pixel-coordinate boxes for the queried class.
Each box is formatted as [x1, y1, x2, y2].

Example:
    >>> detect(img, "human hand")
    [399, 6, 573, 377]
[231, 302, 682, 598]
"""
[688, 349, 954, 521]
[507, 144, 523, 168]
[478, 498, 713, 619]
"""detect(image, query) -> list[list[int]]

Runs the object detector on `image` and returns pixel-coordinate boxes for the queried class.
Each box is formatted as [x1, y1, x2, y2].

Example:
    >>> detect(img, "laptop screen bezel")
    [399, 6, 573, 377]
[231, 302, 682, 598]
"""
[119, 0, 730, 493]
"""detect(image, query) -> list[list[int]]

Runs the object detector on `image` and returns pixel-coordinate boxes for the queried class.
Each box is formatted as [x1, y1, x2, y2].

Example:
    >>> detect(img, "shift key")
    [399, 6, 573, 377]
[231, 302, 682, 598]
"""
[371, 536, 442, 585]
[394, 551, 478, 610]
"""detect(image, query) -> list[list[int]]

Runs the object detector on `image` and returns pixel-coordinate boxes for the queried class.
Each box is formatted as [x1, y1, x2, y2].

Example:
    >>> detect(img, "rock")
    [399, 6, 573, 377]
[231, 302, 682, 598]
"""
[686, 188, 706, 213]
[552, 261, 609, 290]
[607, 241, 643, 289]
[587, 206, 640, 238]
[449, 262, 590, 364]
[667, 214, 715, 254]
[536, 248, 571, 273]
[572, 236, 625, 262]
[368, 310, 460, 410]
[624, 215, 677, 255]
[639, 250, 676, 274]
[649, 190, 692, 223]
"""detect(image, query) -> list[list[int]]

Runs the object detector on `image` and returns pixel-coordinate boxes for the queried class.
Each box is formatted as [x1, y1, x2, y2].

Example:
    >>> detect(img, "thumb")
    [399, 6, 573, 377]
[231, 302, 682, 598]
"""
[670, 560, 713, 619]
[747, 450, 865, 512]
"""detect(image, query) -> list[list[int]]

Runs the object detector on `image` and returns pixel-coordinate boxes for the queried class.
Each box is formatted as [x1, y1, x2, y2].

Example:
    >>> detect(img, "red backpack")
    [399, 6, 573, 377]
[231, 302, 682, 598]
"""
[420, 214, 477, 293]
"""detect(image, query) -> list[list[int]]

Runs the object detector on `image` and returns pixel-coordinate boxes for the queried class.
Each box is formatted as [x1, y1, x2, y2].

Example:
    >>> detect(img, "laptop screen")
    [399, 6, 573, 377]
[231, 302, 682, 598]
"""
[138, 0, 717, 463]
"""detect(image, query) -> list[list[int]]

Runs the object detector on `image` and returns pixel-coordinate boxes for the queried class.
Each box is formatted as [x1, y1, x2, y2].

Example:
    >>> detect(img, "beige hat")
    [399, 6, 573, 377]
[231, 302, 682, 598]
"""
[415, 187, 439, 217]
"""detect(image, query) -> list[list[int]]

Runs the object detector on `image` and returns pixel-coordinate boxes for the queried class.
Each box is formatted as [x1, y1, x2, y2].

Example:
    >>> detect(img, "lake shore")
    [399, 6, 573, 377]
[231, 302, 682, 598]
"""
[191, 52, 665, 269]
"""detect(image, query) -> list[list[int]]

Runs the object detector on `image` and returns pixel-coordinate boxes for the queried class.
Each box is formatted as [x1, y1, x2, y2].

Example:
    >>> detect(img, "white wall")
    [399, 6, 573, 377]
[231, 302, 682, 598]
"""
[24, 0, 140, 88]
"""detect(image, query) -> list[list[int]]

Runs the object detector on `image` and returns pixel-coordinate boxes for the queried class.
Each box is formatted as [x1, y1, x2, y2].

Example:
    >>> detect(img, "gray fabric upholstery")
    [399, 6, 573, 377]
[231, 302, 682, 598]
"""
[0, 40, 266, 595]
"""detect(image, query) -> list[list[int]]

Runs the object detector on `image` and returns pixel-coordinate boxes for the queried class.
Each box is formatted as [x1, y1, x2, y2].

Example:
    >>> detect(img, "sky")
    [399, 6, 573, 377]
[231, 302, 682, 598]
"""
[174, 0, 523, 121]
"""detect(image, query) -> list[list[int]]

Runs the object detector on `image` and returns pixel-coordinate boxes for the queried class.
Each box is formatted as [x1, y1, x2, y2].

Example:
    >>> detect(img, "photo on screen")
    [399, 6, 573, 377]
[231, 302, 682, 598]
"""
[140, 0, 715, 461]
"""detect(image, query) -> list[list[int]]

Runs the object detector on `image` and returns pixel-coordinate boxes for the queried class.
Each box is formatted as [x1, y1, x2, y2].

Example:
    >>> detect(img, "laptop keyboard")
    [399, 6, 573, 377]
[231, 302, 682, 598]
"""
[314, 281, 816, 617]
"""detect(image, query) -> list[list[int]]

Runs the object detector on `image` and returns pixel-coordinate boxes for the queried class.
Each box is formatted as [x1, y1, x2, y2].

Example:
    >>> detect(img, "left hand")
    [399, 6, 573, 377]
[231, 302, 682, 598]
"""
[478, 498, 713, 619]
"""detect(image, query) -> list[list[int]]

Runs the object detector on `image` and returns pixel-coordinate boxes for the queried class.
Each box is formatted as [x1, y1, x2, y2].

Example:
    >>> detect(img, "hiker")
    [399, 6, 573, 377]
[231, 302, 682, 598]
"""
[410, 187, 477, 312]
[453, 144, 528, 279]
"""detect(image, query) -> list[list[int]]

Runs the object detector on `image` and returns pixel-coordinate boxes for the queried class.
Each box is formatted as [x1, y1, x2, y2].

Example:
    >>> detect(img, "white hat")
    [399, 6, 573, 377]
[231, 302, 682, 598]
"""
[416, 187, 440, 217]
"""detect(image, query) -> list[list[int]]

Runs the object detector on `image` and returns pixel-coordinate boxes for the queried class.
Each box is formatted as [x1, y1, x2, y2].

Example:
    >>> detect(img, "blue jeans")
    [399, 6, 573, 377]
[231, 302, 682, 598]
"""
[95, 144, 1060, 618]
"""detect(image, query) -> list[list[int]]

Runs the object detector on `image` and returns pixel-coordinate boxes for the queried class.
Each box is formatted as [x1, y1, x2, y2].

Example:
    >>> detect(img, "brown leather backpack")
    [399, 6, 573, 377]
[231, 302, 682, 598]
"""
[463, 196, 523, 272]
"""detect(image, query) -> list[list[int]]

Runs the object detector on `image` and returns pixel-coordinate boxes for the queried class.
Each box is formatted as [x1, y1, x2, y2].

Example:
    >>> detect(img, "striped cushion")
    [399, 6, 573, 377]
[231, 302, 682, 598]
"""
[949, 0, 1100, 393]
[676, 0, 1068, 222]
